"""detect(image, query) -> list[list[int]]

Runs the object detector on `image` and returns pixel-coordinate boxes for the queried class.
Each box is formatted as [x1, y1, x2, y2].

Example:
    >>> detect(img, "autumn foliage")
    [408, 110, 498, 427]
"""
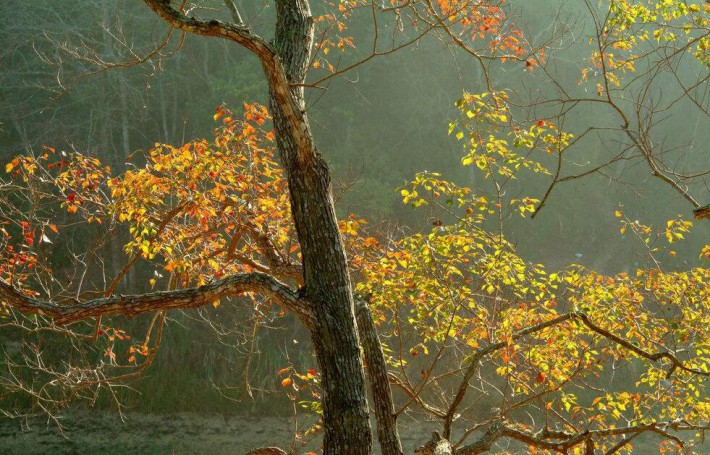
[1, 0, 709, 454]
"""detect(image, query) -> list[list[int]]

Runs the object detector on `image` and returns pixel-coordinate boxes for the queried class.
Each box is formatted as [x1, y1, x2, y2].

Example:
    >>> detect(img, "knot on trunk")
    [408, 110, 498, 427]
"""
[415, 431, 453, 455]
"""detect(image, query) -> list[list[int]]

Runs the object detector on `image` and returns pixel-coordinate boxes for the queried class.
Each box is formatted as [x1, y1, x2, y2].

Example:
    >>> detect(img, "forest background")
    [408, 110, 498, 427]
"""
[0, 0, 708, 453]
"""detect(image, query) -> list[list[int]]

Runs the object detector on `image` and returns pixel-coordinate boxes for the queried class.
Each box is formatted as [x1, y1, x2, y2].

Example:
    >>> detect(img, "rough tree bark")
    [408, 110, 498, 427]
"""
[268, 1, 372, 453]
[356, 299, 404, 455]
[141, 1, 373, 453]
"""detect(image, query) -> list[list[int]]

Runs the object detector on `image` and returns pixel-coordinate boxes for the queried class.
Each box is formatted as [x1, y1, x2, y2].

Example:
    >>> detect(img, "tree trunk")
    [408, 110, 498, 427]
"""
[356, 299, 403, 455]
[269, 1, 372, 453]
[139, 0, 375, 452]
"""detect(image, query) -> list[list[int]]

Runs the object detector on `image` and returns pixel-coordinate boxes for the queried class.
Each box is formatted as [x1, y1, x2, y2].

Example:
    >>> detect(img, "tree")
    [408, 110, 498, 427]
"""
[1, 0, 708, 454]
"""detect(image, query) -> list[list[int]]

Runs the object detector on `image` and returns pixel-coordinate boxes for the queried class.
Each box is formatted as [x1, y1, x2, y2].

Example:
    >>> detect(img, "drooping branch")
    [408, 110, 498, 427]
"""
[0, 272, 312, 327]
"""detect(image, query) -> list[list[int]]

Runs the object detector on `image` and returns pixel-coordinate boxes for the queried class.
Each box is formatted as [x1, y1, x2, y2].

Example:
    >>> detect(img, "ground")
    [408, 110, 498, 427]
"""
[0, 411, 439, 454]
[0, 411, 690, 454]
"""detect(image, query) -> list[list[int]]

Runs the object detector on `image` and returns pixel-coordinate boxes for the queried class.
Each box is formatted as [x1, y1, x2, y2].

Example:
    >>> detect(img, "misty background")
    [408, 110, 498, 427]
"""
[0, 0, 708, 453]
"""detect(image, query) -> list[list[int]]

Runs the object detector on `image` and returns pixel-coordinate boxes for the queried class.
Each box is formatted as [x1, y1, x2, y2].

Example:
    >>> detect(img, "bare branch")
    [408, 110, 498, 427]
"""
[223, 0, 244, 26]
[1, 273, 312, 327]
[622, 128, 700, 208]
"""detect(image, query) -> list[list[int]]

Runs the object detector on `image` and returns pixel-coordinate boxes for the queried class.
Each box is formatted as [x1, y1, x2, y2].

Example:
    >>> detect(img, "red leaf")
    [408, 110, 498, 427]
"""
[536, 372, 546, 383]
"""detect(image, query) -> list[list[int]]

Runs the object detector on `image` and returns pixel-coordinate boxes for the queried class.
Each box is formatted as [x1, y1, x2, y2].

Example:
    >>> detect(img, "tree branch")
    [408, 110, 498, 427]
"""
[1, 273, 312, 327]
[452, 420, 707, 455]
[574, 312, 708, 378]
[223, 0, 244, 26]
[142, 0, 264, 54]
[693, 204, 710, 220]
[623, 127, 700, 209]
[141, 0, 315, 165]
[443, 314, 574, 437]
[442, 309, 706, 442]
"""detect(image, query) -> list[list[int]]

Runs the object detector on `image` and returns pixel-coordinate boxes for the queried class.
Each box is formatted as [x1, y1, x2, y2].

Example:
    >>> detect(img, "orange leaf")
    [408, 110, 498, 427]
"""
[281, 377, 292, 387]
[363, 237, 379, 247]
